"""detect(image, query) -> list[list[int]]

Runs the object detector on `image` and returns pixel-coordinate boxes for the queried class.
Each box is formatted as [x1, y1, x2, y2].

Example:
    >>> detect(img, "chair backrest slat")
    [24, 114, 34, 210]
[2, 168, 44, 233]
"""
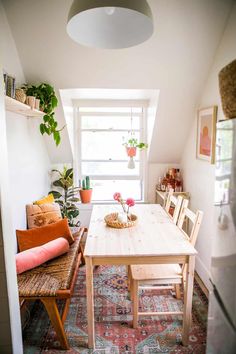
[177, 199, 203, 246]
[165, 189, 174, 212]
[165, 189, 183, 224]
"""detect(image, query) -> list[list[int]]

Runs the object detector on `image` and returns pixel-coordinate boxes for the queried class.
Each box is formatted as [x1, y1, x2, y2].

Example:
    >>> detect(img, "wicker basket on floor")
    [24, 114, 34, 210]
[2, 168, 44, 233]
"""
[104, 212, 138, 229]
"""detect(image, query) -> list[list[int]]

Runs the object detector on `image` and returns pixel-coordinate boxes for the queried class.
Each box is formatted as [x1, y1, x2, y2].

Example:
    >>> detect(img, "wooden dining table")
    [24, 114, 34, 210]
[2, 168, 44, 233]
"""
[84, 204, 197, 349]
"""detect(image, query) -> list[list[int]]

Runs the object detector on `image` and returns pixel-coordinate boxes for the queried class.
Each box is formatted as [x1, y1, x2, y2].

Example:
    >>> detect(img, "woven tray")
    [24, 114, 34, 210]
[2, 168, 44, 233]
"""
[104, 212, 138, 229]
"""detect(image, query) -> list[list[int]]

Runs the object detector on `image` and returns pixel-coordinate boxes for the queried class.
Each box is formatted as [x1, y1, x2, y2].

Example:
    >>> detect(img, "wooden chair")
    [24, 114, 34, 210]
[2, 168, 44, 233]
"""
[127, 192, 182, 292]
[165, 189, 183, 224]
[130, 199, 203, 328]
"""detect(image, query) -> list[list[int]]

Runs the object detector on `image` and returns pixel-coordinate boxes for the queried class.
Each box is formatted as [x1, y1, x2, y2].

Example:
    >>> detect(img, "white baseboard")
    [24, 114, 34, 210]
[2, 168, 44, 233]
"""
[195, 256, 211, 291]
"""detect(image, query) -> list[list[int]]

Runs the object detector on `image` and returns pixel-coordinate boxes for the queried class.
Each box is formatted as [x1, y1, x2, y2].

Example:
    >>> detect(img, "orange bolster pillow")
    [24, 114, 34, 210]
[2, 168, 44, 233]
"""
[16, 218, 74, 252]
[15, 237, 70, 274]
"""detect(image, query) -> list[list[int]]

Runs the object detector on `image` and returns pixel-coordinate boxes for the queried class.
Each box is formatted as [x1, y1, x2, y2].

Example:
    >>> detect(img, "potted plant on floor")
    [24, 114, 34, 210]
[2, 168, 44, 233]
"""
[79, 176, 93, 203]
[49, 167, 80, 226]
[22, 83, 64, 146]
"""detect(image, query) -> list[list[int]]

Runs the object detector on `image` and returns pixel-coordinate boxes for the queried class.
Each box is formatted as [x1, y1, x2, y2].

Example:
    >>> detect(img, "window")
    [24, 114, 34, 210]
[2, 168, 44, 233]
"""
[75, 101, 147, 201]
[215, 120, 234, 206]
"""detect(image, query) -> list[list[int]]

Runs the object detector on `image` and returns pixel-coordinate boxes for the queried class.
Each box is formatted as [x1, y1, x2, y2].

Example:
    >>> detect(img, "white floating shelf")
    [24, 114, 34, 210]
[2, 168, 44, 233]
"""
[5, 95, 44, 118]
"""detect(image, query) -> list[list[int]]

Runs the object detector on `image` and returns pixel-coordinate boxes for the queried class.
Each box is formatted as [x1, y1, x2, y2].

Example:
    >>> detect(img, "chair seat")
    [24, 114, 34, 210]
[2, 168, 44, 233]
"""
[131, 264, 182, 284]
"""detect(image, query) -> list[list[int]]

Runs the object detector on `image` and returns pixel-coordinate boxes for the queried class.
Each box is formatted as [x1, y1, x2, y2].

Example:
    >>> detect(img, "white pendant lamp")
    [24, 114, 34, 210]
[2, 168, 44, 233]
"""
[67, 0, 153, 49]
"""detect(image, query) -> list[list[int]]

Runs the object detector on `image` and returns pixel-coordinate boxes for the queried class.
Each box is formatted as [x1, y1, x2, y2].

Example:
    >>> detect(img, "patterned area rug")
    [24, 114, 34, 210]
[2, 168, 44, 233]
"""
[23, 265, 208, 353]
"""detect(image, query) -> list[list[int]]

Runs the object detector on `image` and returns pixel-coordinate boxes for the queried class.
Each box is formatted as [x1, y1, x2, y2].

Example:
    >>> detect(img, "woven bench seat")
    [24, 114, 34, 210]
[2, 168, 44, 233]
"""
[18, 232, 81, 297]
[18, 228, 85, 349]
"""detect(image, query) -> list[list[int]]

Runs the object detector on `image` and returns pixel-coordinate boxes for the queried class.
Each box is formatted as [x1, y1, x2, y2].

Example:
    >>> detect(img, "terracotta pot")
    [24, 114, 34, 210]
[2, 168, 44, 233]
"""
[126, 147, 137, 157]
[79, 189, 92, 203]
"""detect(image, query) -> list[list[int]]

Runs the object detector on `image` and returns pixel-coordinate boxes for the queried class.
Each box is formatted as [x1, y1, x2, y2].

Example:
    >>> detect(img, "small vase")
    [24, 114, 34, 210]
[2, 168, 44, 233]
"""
[117, 212, 128, 223]
[35, 98, 40, 110]
[26, 96, 36, 109]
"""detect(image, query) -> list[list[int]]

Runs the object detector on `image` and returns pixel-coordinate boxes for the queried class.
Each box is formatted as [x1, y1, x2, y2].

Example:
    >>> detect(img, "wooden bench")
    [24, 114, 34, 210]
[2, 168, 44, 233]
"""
[18, 228, 85, 350]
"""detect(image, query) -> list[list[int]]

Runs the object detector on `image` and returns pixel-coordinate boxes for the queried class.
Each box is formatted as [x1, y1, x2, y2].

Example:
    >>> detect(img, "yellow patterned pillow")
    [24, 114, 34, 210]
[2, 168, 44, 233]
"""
[34, 193, 54, 205]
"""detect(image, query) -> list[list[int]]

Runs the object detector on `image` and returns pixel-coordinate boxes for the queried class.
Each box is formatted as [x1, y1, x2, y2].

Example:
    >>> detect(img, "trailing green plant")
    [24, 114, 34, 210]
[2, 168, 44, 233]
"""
[49, 167, 80, 227]
[81, 176, 91, 190]
[22, 83, 64, 146]
[123, 138, 148, 149]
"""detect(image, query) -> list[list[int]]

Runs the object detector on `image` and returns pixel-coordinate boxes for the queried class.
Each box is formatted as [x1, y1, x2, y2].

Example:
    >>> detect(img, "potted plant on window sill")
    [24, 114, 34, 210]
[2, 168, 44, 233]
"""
[79, 176, 93, 204]
[123, 138, 148, 157]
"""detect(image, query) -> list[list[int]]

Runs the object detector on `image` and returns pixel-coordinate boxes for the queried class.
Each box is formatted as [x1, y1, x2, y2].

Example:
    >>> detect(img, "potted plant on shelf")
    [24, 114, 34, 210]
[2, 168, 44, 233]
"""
[123, 138, 148, 157]
[49, 167, 80, 226]
[79, 176, 93, 204]
[22, 83, 64, 146]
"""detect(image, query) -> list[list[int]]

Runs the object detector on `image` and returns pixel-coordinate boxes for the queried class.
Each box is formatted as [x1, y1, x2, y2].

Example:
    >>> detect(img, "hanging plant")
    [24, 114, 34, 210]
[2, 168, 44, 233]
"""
[22, 83, 65, 146]
[123, 138, 148, 155]
[122, 138, 148, 169]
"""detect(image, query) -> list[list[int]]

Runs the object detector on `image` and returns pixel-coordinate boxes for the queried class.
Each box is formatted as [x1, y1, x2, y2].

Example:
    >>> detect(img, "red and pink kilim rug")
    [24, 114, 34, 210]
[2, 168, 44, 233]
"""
[23, 265, 208, 353]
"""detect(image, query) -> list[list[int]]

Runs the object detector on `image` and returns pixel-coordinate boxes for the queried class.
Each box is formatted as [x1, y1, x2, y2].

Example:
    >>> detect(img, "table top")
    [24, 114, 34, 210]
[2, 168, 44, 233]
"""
[84, 204, 197, 258]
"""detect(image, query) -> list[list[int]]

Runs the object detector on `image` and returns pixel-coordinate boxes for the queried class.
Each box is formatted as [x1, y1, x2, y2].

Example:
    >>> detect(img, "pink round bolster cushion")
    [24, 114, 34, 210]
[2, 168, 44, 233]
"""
[15, 237, 70, 274]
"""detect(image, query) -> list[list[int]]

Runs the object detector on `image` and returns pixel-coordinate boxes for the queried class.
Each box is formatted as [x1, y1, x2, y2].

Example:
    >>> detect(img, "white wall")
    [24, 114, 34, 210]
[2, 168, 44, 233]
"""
[0, 2, 51, 352]
[181, 3, 236, 289]
[0, 1, 51, 250]
[6, 114, 51, 251]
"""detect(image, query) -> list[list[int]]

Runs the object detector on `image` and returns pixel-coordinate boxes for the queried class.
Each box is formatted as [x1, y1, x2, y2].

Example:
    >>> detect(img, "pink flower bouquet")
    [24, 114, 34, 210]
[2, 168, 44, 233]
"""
[113, 193, 135, 220]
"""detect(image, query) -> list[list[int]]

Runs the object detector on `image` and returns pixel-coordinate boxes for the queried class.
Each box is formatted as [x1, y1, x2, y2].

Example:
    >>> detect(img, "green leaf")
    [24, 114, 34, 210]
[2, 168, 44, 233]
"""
[43, 114, 50, 123]
[53, 179, 64, 188]
[44, 126, 51, 135]
[65, 168, 73, 180]
[40, 123, 45, 135]
[68, 197, 80, 202]
[49, 190, 62, 199]
[51, 96, 58, 108]
[68, 210, 79, 218]
[55, 132, 61, 146]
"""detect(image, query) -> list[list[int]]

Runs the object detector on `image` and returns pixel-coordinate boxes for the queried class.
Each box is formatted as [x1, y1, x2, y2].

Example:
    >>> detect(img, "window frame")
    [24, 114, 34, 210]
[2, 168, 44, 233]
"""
[73, 99, 148, 202]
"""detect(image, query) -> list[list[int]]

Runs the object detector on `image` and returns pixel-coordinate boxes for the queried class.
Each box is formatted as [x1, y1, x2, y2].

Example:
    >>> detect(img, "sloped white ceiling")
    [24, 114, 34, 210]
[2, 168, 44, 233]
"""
[2, 0, 234, 163]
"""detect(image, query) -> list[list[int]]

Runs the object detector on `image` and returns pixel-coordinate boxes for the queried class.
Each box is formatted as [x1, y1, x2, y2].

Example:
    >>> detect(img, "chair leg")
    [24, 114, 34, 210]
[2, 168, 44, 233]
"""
[175, 284, 181, 299]
[41, 298, 69, 350]
[132, 280, 139, 329]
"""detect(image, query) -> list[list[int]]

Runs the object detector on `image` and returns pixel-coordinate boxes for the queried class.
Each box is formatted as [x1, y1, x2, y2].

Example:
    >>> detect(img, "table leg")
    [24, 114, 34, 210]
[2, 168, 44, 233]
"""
[182, 255, 195, 346]
[132, 279, 139, 329]
[85, 256, 95, 349]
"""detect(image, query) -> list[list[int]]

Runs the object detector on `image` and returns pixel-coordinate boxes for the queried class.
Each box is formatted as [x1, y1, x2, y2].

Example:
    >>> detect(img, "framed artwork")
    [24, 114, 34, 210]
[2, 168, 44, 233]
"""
[197, 106, 217, 164]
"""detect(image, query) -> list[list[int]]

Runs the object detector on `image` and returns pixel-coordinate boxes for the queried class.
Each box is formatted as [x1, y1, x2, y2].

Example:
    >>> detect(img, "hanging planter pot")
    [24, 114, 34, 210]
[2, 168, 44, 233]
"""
[126, 147, 137, 157]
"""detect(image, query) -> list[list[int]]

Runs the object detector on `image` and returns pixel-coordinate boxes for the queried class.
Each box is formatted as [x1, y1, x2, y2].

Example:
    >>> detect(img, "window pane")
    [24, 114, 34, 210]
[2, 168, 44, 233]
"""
[82, 131, 140, 160]
[91, 180, 142, 201]
[216, 129, 233, 161]
[81, 115, 140, 130]
[82, 161, 140, 176]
